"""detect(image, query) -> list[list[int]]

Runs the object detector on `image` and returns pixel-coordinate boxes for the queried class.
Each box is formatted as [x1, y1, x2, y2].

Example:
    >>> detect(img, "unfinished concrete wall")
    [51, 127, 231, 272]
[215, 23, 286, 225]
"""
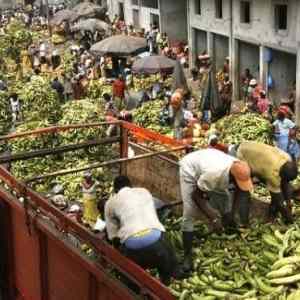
[269, 49, 296, 105]
[194, 28, 207, 57]
[160, 0, 187, 42]
[214, 34, 229, 71]
[233, 0, 298, 53]
[0, 0, 16, 9]
[239, 41, 260, 81]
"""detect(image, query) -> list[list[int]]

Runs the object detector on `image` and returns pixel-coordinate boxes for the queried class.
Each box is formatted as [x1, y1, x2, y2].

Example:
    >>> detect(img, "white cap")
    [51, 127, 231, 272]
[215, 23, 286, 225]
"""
[208, 134, 218, 145]
[52, 184, 63, 194]
[83, 170, 92, 178]
[69, 204, 80, 213]
[249, 79, 257, 86]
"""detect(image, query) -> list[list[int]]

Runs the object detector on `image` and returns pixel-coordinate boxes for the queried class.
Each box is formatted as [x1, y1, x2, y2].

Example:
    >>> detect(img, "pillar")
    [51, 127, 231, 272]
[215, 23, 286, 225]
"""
[207, 31, 214, 72]
[189, 28, 197, 69]
[295, 46, 300, 126]
[259, 45, 269, 92]
[187, 0, 197, 69]
[230, 38, 239, 101]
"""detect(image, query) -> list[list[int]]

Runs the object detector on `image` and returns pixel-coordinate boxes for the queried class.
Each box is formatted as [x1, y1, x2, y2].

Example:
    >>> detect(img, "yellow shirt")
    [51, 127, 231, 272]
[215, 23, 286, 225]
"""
[237, 141, 290, 193]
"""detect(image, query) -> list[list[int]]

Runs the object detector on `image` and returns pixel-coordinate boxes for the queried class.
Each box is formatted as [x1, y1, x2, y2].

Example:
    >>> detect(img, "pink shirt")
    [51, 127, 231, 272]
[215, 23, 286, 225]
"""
[257, 98, 270, 114]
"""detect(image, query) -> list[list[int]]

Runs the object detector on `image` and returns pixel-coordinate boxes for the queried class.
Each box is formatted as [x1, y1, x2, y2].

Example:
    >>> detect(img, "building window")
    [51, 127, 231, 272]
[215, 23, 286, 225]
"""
[275, 4, 288, 30]
[195, 0, 201, 15]
[215, 0, 223, 19]
[141, 0, 159, 9]
[132, 0, 139, 5]
[240, 1, 251, 23]
[132, 9, 140, 27]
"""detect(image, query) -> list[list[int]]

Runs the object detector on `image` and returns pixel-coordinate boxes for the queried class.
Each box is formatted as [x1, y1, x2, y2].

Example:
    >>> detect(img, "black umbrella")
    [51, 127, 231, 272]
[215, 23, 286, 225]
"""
[51, 9, 76, 25]
[71, 18, 110, 33]
[132, 55, 175, 75]
[71, 3, 106, 23]
[90, 35, 148, 57]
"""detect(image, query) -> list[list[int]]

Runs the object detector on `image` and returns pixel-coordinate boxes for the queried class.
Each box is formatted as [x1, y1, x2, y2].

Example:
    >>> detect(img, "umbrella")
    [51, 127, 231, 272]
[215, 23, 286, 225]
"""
[71, 18, 110, 33]
[50, 9, 76, 26]
[71, 3, 107, 23]
[90, 35, 148, 57]
[132, 55, 176, 75]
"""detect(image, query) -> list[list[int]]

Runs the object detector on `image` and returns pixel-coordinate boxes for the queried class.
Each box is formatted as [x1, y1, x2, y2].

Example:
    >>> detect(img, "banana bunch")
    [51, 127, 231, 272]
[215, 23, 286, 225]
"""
[166, 209, 300, 300]
[51, 33, 66, 45]
[132, 74, 172, 92]
[19, 76, 62, 123]
[0, 91, 12, 134]
[215, 113, 273, 145]
[133, 100, 172, 135]
[58, 99, 106, 144]
[62, 50, 77, 77]
[87, 79, 113, 103]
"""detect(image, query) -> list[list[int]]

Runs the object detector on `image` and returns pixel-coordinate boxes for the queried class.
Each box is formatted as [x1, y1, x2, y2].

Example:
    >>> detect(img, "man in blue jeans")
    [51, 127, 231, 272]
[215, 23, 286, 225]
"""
[105, 176, 184, 285]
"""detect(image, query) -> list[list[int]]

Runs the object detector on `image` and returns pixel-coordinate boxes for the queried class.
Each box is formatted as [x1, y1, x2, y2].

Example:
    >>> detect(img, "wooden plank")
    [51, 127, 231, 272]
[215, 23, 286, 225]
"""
[0, 121, 121, 141]
[25, 146, 186, 183]
[0, 136, 120, 163]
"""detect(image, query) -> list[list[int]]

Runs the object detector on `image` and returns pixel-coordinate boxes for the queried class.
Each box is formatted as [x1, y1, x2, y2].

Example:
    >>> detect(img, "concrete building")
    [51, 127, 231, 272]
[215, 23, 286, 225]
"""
[107, 0, 187, 42]
[0, 0, 17, 9]
[188, 0, 300, 123]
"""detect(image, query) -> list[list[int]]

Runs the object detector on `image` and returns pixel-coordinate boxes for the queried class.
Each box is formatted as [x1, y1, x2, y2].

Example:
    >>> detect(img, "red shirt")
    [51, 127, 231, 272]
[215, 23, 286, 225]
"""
[113, 79, 126, 98]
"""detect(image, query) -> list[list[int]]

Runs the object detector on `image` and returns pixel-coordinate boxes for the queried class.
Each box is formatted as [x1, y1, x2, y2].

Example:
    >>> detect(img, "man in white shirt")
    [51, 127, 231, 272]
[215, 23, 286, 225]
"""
[179, 149, 253, 272]
[105, 176, 185, 284]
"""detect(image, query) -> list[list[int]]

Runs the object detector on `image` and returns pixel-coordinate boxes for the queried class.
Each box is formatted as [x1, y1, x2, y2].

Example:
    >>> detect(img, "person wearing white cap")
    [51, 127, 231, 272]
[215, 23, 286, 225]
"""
[179, 149, 253, 272]
[81, 170, 101, 228]
[50, 184, 66, 207]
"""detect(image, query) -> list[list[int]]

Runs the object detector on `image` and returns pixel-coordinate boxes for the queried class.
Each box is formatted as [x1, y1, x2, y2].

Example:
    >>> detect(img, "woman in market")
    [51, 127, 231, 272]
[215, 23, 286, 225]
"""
[82, 170, 101, 228]
[169, 89, 185, 140]
[237, 141, 298, 224]
[179, 149, 253, 272]
[105, 175, 185, 285]
[273, 109, 296, 153]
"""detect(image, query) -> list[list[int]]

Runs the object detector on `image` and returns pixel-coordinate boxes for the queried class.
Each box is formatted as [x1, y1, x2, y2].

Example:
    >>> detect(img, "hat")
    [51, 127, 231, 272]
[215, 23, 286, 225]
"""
[52, 184, 64, 195]
[230, 161, 253, 192]
[199, 54, 210, 60]
[208, 134, 218, 145]
[249, 79, 257, 86]
[260, 90, 266, 96]
[83, 170, 92, 178]
[69, 204, 80, 213]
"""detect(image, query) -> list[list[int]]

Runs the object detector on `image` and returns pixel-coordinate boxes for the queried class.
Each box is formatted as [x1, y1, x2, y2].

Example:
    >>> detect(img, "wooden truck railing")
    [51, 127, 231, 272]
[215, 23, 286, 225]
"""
[0, 121, 187, 300]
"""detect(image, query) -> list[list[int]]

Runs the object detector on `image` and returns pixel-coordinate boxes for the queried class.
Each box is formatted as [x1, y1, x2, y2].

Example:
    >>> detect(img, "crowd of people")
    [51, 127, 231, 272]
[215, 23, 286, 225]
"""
[1, 3, 300, 288]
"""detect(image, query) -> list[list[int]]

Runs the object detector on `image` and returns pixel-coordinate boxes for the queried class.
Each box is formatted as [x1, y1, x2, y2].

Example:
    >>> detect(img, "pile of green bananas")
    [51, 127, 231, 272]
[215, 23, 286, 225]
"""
[133, 100, 172, 135]
[166, 214, 300, 300]
[0, 91, 12, 134]
[0, 19, 38, 61]
[87, 79, 113, 103]
[19, 76, 62, 123]
[215, 113, 273, 145]
[132, 74, 173, 92]
[62, 50, 77, 77]
[58, 99, 106, 144]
